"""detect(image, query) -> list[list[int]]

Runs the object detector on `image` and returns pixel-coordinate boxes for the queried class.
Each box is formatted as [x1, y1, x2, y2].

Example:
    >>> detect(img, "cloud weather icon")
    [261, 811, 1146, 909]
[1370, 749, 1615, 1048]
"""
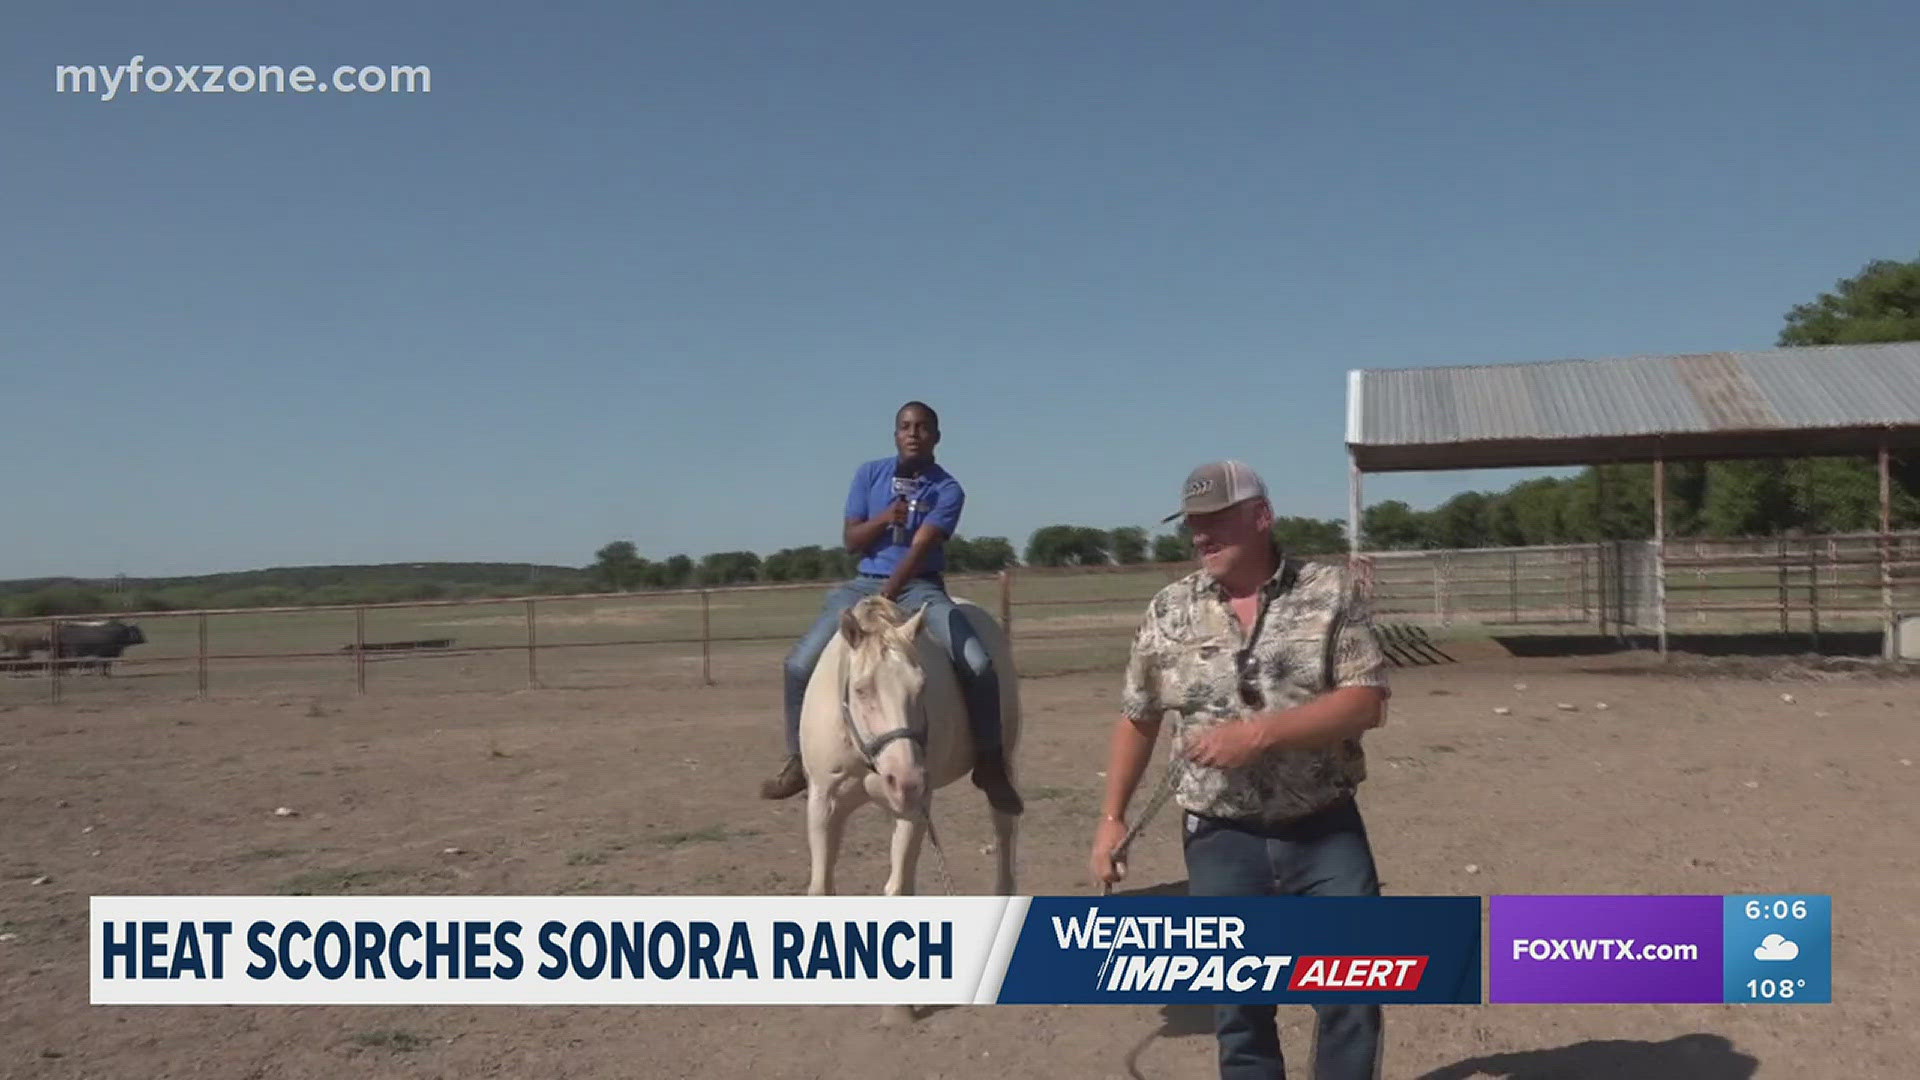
[1754, 934, 1800, 961]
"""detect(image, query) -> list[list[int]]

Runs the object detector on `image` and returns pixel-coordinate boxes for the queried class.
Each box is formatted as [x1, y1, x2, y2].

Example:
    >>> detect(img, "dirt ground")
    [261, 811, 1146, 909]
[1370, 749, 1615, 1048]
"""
[2, 644, 1915, 1079]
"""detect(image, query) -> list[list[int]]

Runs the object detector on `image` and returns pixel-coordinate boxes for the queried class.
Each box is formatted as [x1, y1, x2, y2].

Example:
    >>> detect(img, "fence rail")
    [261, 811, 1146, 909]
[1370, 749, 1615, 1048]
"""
[6, 531, 1918, 704]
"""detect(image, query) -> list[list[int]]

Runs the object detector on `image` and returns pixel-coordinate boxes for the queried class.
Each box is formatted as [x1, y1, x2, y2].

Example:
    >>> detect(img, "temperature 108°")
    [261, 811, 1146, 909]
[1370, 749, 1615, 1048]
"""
[1745, 899, 1808, 920]
[1746, 978, 1807, 999]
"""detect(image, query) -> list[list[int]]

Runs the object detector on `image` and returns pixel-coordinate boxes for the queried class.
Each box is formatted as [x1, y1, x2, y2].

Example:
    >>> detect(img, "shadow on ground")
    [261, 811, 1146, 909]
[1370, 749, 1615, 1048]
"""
[1417, 1033, 1758, 1079]
[1491, 631, 1883, 658]
[1124, 1004, 1216, 1079]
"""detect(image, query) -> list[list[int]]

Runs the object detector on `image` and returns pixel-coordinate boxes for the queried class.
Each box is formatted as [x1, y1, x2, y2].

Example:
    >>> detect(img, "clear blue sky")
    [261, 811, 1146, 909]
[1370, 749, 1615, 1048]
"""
[6, 1, 1917, 579]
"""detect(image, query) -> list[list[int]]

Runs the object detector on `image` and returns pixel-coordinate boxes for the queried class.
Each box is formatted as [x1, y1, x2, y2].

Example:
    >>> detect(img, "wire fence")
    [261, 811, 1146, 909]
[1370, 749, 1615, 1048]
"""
[6, 530, 1918, 705]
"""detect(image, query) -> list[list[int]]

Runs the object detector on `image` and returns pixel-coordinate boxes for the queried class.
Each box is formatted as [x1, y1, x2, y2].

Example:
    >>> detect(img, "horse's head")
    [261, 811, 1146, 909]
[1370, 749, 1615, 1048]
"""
[837, 597, 932, 816]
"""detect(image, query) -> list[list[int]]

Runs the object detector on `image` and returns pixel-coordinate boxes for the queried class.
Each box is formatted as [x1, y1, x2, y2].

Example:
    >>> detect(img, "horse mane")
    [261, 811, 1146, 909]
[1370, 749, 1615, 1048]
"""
[848, 596, 908, 634]
[843, 597, 921, 665]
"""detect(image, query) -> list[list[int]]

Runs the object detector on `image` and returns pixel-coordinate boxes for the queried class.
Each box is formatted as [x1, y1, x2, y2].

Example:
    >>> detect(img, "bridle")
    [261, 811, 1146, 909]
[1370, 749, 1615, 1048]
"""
[838, 646, 930, 770]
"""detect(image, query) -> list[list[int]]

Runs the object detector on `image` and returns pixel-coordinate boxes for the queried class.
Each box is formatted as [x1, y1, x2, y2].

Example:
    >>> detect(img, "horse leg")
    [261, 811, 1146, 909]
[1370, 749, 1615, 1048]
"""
[990, 809, 1019, 895]
[882, 813, 926, 897]
[805, 779, 865, 896]
[879, 812, 928, 1028]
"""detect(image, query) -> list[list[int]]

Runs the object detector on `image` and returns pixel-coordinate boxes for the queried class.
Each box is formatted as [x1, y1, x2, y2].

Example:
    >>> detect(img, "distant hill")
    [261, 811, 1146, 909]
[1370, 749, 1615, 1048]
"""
[0, 563, 597, 618]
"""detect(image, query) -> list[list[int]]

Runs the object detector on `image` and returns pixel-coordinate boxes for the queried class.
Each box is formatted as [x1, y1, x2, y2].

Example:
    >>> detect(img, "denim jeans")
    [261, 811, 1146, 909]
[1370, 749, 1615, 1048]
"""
[782, 575, 1001, 757]
[1182, 796, 1384, 1080]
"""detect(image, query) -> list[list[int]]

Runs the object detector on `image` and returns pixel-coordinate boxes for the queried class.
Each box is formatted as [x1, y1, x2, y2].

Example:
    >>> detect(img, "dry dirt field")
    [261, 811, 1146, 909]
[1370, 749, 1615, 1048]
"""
[3, 643, 1915, 1079]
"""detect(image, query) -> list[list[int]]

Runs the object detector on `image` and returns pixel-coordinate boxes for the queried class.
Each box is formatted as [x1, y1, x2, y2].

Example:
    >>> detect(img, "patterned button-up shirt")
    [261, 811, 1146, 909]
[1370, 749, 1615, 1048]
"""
[1122, 551, 1390, 825]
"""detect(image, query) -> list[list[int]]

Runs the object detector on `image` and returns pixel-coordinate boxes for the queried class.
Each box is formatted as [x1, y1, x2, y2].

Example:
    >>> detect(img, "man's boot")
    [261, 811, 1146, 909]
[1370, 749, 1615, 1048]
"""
[971, 747, 1024, 816]
[759, 754, 806, 800]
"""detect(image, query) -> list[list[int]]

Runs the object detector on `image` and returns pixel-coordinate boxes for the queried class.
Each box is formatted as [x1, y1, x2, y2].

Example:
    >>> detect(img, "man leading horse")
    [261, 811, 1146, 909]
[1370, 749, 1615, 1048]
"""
[759, 400, 1023, 817]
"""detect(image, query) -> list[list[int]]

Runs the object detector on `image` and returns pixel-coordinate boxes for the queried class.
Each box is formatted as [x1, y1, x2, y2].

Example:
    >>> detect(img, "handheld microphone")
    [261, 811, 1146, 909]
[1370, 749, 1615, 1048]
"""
[891, 458, 923, 545]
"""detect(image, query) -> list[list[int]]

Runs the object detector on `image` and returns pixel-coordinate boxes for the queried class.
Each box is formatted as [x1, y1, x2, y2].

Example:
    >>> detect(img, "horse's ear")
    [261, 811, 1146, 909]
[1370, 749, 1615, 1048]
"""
[838, 607, 864, 649]
[901, 606, 930, 640]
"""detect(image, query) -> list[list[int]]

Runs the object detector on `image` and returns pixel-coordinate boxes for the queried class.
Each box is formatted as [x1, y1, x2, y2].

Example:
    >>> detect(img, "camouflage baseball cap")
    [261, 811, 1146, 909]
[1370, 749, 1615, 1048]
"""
[1161, 460, 1268, 523]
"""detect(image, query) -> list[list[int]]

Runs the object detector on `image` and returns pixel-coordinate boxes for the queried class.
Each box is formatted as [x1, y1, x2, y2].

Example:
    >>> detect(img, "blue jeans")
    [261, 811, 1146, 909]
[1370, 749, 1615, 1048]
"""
[1182, 796, 1384, 1080]
[782, 575, 1002, 758]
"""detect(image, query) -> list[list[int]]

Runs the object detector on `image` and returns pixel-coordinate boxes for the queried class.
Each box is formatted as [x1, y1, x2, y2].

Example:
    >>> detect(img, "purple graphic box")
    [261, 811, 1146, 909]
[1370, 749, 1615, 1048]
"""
[1489, 895, 1723, 1003]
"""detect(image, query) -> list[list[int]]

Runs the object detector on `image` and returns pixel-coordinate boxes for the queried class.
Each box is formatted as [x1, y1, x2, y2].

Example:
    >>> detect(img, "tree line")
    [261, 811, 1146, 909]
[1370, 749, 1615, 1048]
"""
[577, 445, 1919, 592]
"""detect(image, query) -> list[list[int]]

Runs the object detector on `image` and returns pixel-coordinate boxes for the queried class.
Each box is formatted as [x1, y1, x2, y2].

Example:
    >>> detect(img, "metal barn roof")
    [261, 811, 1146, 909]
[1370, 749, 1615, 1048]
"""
[1346, 341, 1920, 472]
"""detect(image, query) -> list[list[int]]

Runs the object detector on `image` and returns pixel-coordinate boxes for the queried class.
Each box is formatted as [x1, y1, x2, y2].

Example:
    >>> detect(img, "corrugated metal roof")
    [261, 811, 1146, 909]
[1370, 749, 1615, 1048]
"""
[1350, 341, 1920, 448]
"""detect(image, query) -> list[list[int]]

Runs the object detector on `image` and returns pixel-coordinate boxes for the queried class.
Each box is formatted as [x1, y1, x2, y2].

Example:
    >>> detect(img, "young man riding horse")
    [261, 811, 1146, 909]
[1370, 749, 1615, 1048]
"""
[758, 401, 1023, 816]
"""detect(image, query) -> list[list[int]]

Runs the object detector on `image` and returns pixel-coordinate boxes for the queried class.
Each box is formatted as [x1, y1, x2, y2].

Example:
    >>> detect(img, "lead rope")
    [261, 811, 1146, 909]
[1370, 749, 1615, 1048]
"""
[1099, 764, 1181, 896]
[921, 808, 958, 896]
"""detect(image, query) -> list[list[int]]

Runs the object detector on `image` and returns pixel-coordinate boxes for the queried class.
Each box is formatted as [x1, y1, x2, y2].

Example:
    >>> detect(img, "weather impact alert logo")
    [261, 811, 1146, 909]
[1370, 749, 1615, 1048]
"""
[993, 896, 1480, 1005]
[1050, 908, 1429, 993]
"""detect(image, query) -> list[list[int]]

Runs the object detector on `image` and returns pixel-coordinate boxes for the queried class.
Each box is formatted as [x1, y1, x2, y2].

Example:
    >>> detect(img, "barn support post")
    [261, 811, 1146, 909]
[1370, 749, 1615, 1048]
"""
[1579, 547, 1590, 618]
[525, 598, 538, 689]
[1808, 547, 1821, 653]
[1595, 465, 1610, 638]
[1777, 537, 1790, 636]
[48, 619, 62, 705]
[1654, 456, 1668, 660]
[197, 613, 209, 697]
[700, 588, 713, 686]
[1508, 551, 1519, 623]
[354, 608, 366, 694]
[1347, 455, 1363, 562]
[1881, 440, 1895, 658]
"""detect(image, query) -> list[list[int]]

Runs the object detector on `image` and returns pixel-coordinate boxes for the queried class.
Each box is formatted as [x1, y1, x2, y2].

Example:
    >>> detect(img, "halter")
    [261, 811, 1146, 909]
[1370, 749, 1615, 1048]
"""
[838, 644, 930, 769]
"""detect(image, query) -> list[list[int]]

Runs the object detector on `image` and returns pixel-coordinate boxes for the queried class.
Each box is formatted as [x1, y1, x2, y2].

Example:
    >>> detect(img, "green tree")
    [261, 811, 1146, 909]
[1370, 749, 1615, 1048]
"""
[821, 548, 856, 579]
[761, 549, 797, 582]
[592, 541, 647, 592]
[1361, 500, 1430, 549]
[1270, 516, 1346, 555]
[964, 537, 1017, 571]
[698, 552, 761, 586]
[1152, 532, 1190, 563]
[1025, 525, 1111, 567]
[1429, 492, 1495, 548]
[1110, 527, 1149, 565]
[1779, 255, 1920, 347]
[1689, 254, 1920, 536]
[659, 555, 695, 589]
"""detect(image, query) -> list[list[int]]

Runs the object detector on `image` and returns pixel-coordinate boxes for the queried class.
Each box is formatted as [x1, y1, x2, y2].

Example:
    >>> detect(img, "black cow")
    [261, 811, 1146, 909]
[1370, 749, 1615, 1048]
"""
[63, 620, 147, 675]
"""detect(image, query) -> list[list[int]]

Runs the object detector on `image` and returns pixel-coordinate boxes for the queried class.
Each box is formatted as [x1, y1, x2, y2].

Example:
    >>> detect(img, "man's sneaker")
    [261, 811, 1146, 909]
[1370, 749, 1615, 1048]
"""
[759, 754, 806, 800]
[971, 750, 1024, 816]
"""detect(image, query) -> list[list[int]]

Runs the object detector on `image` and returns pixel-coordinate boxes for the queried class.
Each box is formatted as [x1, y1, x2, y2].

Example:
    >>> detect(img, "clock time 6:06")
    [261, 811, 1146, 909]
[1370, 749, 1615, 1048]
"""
[1746, 900, 1808, 920]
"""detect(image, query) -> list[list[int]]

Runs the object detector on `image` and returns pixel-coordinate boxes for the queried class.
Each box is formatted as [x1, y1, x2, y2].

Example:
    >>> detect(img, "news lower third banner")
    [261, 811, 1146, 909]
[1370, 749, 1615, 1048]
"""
[91, 894, 1829, 1006]
[90, 895, 1480, 1006]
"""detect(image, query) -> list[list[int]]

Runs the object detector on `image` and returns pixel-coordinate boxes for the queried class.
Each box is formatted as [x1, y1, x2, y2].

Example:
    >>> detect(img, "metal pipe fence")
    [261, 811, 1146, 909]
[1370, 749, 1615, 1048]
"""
[5, 531, 1917, 703]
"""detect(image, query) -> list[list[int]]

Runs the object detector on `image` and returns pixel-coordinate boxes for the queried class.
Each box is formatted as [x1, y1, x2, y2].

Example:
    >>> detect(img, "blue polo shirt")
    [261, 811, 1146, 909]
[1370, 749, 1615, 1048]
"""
[846, 457, 964, 577]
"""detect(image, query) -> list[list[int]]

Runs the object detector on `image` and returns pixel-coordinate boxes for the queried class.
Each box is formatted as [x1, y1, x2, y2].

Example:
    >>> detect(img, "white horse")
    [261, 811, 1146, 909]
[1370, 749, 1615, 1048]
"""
[798, 595, 1022, 901]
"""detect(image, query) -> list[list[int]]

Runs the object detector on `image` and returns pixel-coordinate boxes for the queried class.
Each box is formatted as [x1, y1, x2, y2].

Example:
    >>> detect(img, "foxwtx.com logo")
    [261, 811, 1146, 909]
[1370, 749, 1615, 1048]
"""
[1050, 907, 1429, 994]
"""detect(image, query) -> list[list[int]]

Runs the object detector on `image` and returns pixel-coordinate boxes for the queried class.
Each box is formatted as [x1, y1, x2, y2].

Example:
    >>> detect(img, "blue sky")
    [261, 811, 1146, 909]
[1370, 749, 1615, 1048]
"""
[6, 1, 1916, 579]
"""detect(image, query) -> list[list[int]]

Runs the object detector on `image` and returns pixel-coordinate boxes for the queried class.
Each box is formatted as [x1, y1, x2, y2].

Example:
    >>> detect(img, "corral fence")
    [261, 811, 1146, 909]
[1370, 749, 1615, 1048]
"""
[5, 530, 1918, 704]
[1361, 531, 1920, 643]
